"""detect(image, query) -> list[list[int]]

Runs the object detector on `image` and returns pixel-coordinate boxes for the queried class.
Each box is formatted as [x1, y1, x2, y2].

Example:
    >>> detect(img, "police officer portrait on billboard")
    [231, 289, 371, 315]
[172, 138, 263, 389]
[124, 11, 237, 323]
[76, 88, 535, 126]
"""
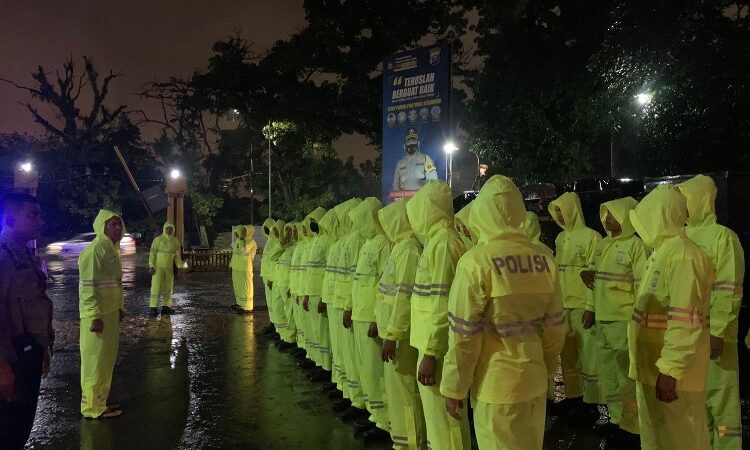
[390, 127, 437, 196]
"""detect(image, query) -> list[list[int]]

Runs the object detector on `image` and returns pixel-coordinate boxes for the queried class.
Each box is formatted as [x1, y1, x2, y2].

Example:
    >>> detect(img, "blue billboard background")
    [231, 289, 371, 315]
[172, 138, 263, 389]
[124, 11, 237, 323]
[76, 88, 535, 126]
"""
[382, 42, 452, 202]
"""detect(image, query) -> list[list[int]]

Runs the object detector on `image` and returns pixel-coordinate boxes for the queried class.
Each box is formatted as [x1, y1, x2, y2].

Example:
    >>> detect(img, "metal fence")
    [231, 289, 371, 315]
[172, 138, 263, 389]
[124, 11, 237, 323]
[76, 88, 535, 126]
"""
[185, 250, 232, 271]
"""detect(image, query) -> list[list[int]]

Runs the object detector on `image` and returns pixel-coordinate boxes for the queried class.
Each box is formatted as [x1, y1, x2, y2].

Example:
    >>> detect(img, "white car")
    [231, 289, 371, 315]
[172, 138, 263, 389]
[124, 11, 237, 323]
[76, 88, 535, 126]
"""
[46, 233, 136, 256]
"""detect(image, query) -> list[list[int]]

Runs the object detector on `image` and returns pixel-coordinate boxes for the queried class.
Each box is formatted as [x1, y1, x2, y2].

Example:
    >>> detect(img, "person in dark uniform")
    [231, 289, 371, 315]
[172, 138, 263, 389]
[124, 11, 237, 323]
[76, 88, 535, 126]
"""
[0, 193, 53, 450]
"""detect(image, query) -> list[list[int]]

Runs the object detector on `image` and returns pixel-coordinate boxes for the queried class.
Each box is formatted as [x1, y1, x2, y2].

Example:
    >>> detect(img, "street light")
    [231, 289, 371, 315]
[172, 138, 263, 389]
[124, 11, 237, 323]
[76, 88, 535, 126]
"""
[443, 142, 458, 188]
[20, 162, 32, 172]
[170, 169, 181, 180]
[635, 92, 653, 106]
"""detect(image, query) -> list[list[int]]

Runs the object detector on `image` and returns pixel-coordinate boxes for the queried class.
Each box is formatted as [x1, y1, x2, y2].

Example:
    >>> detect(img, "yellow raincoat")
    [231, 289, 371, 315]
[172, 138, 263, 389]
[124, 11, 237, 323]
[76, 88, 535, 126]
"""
[441, 175, 566, 450]
[78, 209, 125, 418]
[148, 222, 183, 309]
[376, 199, 426, 449]
[628, 184, 714, 450]
[290, 222, 310, 348]
[264, 220, 286, 327]
[678, 175, 745, 449]
[301, 207, 327, 363]
[308, 209, 337, 372]
[588, 197, 646, 434]
[524, 211, 553, 254]
[406, 180, 470, 450]
[231, 225, 257, 311]
[548, 192, 602, 403]
[349, 197, 391, 429]
[326, 198, 361, 394]
[275, 224, 298, 343]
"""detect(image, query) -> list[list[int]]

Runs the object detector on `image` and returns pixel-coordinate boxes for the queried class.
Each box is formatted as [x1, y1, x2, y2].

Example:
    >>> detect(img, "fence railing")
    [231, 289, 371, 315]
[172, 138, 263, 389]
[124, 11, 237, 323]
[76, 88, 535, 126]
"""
[185, 250, 232, 272]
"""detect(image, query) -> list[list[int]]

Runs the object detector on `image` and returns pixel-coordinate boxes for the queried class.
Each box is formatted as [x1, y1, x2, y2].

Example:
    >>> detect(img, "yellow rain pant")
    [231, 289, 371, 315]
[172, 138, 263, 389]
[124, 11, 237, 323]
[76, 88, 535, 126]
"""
[707, 344, 742, 449]
[474, 394, 546, 450]
[307, 297, 322, 365]
[597, 321, 638, 433]
[149, 268, 174, 308]
[293, 298, 306, 349]
[560, 308, 602, 403]
[232, 269, 253, 311]
[384, 341, 425, 449]
[353, 321, 388, 430]
[329, 307, 347, 393]
[417, 351, 471, 450]
[312, 298, 332, 371]
[80, 310, 120, 418]
[341, 324, 366, 409]
[265, 284, 276, 325]
[280, 292, 296, 343]
[636, 382, 710, 450]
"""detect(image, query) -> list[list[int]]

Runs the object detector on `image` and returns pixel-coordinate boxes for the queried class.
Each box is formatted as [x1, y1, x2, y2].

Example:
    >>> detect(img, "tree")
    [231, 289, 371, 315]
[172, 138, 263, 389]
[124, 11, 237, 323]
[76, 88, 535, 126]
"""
[1, 57, 156, 234]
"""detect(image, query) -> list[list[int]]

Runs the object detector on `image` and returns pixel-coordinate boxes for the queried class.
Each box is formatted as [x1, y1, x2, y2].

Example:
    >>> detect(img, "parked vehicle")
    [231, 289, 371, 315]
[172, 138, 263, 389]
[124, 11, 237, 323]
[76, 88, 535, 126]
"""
[46, 233, 137, 256]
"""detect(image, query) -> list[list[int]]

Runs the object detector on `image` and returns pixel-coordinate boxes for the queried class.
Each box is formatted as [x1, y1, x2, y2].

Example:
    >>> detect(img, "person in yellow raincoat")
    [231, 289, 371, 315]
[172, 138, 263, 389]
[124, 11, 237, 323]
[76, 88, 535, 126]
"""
[275, 223, 298, 346]
[406, 180, 470, 450]
[580, 197, 646, 443]
[231, 225, 257, 314]
[441, 175, 566, 450]
[629, 184, 714, 450]
[548, 192, 603, 412]
[264, 219, 285, 336]
[349, 198, 392, 441]
[326, 198, 361, 401]
[306, 209, 337, 380]
[290, 221, 313, 352]
[454, 202, 477, 250]
[678, 175, 745, 449]
[78, 209, 125, 419]
[378, 199, 427, 449]
[300, 207, 326, 370]
[260, 218, 280, 334]
[334, 201, 369, 419]
[148, 222, 183, 317]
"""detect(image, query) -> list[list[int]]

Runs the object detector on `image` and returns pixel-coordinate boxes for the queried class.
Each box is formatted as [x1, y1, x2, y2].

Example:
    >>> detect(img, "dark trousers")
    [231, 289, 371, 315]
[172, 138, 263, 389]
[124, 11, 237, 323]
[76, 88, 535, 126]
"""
[0, 345, 44, 450]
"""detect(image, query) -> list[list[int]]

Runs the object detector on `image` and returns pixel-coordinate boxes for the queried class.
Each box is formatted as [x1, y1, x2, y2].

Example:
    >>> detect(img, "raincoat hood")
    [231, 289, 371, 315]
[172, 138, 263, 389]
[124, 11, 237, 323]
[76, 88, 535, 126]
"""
[600, 197, 638, 238]
[93, 209, 124, 244]
[454, 202, 478, 245]
[469, 175, 526, 243]
[677, 174, 718, 227]
[318, 208, 339, 238]
[240, 225, 254, 239]
[378, 199, 413, 244]
[334, 198, 362, 235]
[271, 219, 286, 239]
[524, 211, 542, 244]
[406, 180, 453, 244]
[162, 221, 176, 237]
[294, 221, 308, 241]
[261, 218, 275, 238]
[629, 185, 686, 249]
[283, 222, 297, 243]
[304, 207, 327, 235]
[549, 192, 586, 231]
[348, 197, 383, 239]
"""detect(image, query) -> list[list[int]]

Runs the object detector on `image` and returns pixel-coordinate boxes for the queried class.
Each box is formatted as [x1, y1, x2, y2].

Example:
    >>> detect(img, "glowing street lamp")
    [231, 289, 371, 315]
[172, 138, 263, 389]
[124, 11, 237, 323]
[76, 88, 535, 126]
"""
[20, 162, 33, 172]
[170, 168, 182, 180]
[443, 142, 459, 187]
[635, 92, 653, 106]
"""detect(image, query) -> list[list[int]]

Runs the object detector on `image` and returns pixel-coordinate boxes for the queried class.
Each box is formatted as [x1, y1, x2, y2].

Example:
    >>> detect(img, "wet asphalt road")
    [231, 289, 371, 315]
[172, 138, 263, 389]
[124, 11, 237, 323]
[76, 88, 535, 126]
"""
[23, 253, 750, 449]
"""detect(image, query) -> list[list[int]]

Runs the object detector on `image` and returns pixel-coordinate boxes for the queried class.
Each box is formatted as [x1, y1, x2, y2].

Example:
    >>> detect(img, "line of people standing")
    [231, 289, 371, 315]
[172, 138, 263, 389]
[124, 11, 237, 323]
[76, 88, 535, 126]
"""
[259, 174, 745, 450]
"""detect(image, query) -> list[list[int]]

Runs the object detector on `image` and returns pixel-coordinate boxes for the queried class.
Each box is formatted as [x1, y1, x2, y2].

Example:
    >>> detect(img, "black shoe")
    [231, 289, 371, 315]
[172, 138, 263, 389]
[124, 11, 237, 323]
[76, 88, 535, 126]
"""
[293, 350, 308, 360]
[327, 389, 343, 400]
[362, 427, 390, 443]
[263, 325, 275, 335]
[236, 308, 252, 315]
[230, 304, 240, 311]
[298, 359, 316, 370]
[307, 369, 327, 382]
[352, 418, 375, 433]
[610, 428, 641, 449]
[321, 382, 337, 392]
[161, 306, 175, 315]
[341, 406, 367, 421]
[270, 332, 281, 341]
[148, 308, 159, 317]
[332, 398, 351, 413]
[278, 341, 296, 351]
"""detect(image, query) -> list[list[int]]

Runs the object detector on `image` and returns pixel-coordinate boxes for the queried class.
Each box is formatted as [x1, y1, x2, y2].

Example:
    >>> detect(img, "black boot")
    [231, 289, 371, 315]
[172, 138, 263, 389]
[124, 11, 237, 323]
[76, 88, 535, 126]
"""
[307, 368, 327, 382]
[327, 389, 343, 400]
[341, 406, 368, 421]
[161, 306, 175, 315]
[278, 341, 296, 352]
[321, 381, 337, 392]
[148, 307, 159, 317]
[331, 398, 351, 412]
[362, 427, 390, 443]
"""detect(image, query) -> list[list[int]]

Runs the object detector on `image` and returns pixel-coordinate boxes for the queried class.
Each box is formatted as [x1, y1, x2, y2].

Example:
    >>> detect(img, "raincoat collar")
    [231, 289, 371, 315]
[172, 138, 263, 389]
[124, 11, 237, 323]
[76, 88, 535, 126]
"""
[378, 199, 413, 244]
[549, 192, 586, 231]
[470, 175, 526, 243]
[629, 185, 686, 249]
[600, 197, 637, 239]
[406, 180, 453, 244]
[678, 174, 718, 227]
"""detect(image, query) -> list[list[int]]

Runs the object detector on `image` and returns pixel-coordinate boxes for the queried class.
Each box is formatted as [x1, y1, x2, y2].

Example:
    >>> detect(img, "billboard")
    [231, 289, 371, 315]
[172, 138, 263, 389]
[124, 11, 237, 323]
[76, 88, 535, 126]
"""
[382, 42, 452, 202]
